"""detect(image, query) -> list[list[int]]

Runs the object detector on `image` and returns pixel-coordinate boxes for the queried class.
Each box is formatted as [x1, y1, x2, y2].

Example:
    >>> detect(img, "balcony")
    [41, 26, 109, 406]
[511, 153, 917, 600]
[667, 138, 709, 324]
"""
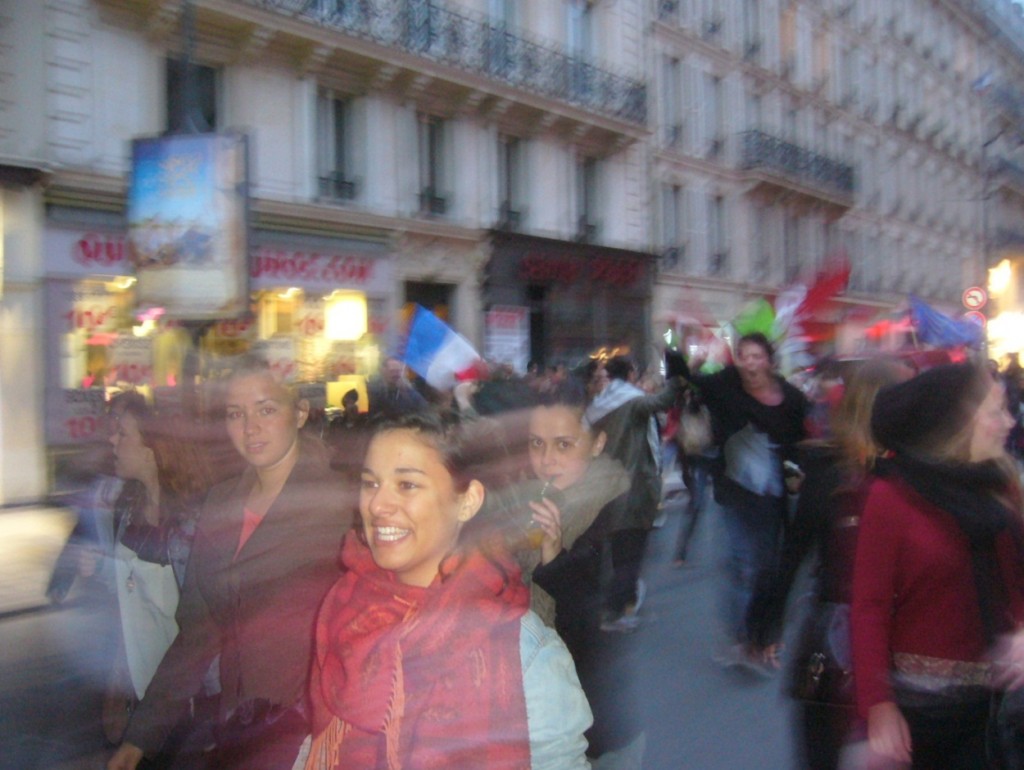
[740, 130, 855, 210]
[318, 171, 358, 200]
[196, 0, 648, 147]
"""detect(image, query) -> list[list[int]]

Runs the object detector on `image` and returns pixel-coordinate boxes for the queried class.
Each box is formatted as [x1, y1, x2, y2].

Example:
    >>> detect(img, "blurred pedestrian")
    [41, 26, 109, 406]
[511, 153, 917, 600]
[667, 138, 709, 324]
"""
[366, 356, 428, 419]
[525, 380, 641, 763]
[325, 388, 368, 483]
[744, 357, 911, 769]
[94, 400, 213, 750]
[108, 354, 353, 770]
[852, 362, 1023, 769]
[672, 387, 716, 567]
[679, 332, 808, 665]
[303, 412, 592, 769]
[585, 351, 686, 632]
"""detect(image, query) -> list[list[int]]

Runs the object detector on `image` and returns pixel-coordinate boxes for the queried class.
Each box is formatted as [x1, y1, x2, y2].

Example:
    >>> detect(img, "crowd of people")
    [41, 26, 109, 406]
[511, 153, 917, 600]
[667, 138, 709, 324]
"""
[53, 339, 1024, 770]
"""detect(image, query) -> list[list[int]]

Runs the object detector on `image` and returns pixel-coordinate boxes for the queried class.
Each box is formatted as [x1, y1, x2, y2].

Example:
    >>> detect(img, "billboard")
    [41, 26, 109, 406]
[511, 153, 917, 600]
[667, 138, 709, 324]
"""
[127, 132, 249, 319]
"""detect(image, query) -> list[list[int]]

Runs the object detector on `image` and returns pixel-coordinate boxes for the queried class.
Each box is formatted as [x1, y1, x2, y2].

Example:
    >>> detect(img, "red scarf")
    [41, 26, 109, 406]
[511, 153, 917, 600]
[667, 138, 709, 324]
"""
[306, 531, 532, 770]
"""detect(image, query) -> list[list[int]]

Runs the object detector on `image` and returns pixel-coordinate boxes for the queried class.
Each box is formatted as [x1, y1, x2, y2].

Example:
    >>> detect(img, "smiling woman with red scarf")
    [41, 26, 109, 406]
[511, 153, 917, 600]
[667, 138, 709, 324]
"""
[303, 413, 593, 770]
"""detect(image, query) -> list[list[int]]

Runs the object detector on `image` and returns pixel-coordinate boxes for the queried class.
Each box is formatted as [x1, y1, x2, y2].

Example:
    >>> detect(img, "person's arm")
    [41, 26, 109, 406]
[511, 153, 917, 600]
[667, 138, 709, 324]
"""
[521, 613, 592, 770]
[851, 481, 910, 761]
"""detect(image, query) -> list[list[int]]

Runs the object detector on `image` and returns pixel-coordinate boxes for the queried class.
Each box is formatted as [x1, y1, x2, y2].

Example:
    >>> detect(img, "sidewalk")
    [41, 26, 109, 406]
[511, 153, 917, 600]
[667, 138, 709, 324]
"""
[0, 505, 76, 617]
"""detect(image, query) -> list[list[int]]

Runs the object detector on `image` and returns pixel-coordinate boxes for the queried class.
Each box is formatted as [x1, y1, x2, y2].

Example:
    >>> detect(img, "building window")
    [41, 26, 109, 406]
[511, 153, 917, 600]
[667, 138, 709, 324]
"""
[708, 194, 727, 275]
[418, 114, 448, 215]
[742, 0, 761, 60]
[165, 58, 218, 133]
[705, 74, 724, 157]
[316, 90, 358, 201]
[576, 155, 599, 242]
[783, 213, 800, 283]
[567, 0, 594, 102]
[663, 57, 682, 146]
[497, 135, 525, 230]
[660, 184, 685, 270]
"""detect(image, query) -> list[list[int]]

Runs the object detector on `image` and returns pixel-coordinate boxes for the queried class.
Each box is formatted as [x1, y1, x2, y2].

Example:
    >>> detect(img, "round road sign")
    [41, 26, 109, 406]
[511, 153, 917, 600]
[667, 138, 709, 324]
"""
[963, 310, 987, 328]
[962, 286, 987, 311]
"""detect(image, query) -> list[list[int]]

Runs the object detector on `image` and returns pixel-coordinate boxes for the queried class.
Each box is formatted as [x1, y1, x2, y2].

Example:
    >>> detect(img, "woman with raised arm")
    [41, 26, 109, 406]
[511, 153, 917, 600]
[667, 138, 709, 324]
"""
[304, 412, 593, 770]
[108, 354, 352, 770]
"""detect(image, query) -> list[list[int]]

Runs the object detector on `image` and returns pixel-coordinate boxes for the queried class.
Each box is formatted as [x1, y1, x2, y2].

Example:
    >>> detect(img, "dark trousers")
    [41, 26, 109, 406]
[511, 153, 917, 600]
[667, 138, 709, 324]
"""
[674, 455, 713, 562]
[900, 696, 992, 770]
[798, 702, 856, 770]
[605, 528, 650, 617]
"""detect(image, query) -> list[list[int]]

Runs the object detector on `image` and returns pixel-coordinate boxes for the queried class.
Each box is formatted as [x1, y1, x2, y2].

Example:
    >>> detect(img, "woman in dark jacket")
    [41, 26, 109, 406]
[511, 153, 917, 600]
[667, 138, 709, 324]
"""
[745, 357, 911, 769]
[108, 355, 353, 770]
[681, 333, 808, 662]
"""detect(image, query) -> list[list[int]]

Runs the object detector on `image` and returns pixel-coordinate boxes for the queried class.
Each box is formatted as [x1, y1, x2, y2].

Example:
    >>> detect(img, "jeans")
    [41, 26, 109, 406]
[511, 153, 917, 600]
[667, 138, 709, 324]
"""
[719, 489, 786, 643]
[674, 455, 714, 562]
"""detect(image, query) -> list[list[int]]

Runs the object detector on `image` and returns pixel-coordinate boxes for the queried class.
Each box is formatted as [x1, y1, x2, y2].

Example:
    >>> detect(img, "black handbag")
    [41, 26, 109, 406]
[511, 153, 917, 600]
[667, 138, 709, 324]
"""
[788, 601, 855, 705]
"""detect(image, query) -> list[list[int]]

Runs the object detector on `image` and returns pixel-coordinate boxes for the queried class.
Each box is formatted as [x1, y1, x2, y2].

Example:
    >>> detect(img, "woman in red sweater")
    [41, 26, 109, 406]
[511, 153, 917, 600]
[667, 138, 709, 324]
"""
[852, 362, 1023, 768]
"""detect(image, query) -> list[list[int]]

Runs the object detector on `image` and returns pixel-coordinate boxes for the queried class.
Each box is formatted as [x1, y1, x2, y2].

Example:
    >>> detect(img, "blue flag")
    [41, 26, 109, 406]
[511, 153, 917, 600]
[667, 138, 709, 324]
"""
[909, 295, 983, 349]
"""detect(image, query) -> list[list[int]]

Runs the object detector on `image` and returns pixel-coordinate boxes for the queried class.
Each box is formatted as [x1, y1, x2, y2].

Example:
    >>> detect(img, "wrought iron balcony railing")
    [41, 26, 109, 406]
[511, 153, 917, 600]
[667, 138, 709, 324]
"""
[741, 130, 855, 201]
[245, 0, 647, 125]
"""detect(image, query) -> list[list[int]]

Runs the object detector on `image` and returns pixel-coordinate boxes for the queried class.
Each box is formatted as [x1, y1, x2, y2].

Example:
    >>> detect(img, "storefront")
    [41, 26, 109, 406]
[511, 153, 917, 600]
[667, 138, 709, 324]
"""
[485, 232, 654, 371]
[43, 221, 395, 469]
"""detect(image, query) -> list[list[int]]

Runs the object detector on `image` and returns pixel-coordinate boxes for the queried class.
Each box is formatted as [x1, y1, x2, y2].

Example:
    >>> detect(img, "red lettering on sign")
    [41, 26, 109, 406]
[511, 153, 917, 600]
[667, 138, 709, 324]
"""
[519, 252, 642, 287]
[65, 416, 98, 440]
[251, 247, 374, 286]
[488, 312, 523, 329]
[73, 233, 126, 267]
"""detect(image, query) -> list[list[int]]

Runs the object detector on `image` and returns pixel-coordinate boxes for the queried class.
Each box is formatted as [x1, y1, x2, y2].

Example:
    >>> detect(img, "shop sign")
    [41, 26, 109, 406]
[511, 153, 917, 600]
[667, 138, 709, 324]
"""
[54, 388, 107, 444]
[250, 247, 389, 294]
[518, 252, 644, 287]
[485, 306, 530, 374]
[109, 335, 154, 386]
[45, 229, 130, 278]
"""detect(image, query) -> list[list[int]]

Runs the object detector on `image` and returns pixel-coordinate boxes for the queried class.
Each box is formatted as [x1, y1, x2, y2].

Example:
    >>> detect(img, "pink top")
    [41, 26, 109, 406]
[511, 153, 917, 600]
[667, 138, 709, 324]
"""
[234, 507, 263, 560]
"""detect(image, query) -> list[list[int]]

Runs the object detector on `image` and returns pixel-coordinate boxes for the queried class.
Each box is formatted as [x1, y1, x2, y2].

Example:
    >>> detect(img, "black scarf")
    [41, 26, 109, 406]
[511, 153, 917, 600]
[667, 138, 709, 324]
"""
[876, 454, 1022, 645]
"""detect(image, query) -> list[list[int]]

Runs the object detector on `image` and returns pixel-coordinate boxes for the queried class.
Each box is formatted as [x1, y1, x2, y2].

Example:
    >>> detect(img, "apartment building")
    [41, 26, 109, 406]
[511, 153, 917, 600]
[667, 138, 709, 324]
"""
[0, 0, 652, 502]
[649, 0, 1024, 353]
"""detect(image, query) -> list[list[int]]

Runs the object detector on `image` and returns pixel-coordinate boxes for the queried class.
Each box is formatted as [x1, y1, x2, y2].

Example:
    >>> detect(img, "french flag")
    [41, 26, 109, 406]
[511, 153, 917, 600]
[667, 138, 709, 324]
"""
[402, 305, 482, 390]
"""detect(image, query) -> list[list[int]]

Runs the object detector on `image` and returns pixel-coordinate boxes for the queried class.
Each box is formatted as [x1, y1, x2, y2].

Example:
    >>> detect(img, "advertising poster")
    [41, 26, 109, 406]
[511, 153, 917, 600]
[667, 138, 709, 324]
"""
[127, 132, 249, 319]
[485, 305, 530, 374]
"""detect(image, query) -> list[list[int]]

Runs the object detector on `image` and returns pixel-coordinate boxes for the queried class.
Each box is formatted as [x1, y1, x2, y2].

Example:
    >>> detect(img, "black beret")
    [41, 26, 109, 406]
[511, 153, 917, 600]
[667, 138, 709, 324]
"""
[871, 363, 987, 455]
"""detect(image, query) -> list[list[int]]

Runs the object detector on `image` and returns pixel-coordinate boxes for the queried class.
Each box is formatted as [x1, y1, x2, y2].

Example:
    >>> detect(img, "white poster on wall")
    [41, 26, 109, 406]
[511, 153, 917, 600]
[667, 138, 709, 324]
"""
[485, 305, 530, 374]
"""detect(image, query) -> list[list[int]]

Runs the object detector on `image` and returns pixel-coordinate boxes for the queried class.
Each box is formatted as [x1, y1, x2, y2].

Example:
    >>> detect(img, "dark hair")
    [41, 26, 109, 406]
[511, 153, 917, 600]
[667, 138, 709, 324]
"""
[116, 401, 212, 525]
[535, 376, 589, 411]
[342, 389, 359, 407]
[605, 354, 637, 382]
[737, 332, 774, 362]
[366, 411, 475, 492]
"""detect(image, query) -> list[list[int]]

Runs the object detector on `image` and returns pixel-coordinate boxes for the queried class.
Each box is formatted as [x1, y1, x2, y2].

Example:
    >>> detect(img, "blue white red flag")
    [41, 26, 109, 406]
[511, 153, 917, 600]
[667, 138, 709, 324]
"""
[402, 305, 481, 390]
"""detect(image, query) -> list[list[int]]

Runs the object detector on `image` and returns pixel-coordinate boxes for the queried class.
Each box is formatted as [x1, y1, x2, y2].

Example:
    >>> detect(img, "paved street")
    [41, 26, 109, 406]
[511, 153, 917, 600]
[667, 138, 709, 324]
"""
[0, 487, 802, 770]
